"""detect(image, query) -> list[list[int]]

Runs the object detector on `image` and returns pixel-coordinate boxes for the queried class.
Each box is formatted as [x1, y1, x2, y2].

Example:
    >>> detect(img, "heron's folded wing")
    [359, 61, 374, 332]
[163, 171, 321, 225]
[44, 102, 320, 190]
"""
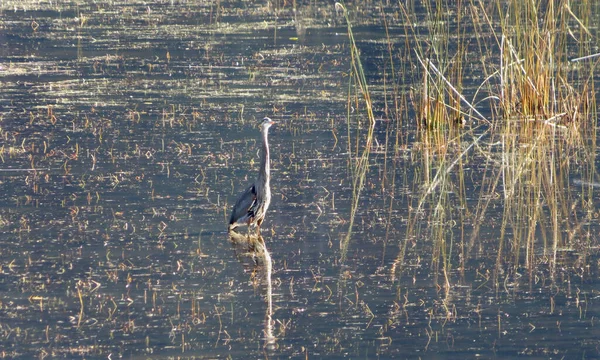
[230, 184, 257, 223]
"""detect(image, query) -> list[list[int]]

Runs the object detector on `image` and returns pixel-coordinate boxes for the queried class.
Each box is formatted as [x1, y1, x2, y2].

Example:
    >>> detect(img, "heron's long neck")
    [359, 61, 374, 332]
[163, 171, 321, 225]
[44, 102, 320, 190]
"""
[258, 129, 270, 185]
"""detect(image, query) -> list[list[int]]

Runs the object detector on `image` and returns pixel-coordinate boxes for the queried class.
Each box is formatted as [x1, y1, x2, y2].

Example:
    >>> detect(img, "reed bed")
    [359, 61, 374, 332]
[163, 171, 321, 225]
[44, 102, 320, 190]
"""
[337, 0, 598, 292]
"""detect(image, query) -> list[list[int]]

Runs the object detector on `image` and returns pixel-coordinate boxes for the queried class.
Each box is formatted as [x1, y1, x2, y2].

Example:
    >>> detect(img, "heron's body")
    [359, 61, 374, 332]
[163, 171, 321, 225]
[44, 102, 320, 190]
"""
[229, 118, 274, 231]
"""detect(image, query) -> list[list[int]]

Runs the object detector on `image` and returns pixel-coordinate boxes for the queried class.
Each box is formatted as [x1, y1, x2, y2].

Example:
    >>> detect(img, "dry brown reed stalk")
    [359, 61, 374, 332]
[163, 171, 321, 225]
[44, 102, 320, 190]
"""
[335, 2, 377, 264]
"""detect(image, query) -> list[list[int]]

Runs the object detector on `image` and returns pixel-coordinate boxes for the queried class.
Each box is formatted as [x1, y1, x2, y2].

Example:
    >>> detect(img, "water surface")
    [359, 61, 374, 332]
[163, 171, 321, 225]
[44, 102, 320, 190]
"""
[1, 1, 600, 359]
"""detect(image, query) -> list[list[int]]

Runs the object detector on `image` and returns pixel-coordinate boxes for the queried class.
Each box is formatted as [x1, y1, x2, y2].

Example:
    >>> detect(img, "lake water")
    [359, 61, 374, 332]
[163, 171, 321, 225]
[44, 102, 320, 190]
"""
[1, 1, 600, 359]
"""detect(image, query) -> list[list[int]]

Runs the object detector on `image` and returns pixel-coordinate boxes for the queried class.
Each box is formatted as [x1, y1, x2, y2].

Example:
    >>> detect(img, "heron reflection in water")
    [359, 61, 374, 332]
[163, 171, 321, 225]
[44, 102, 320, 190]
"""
[228, 230, 276, 348]
[229, 117, 274, 233]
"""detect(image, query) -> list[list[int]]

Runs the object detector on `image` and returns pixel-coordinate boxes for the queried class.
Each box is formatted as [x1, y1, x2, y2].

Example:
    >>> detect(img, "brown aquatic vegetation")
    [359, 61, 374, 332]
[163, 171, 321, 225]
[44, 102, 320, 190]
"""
[384, 0, 599, 295]
[335, 1, 377, 264]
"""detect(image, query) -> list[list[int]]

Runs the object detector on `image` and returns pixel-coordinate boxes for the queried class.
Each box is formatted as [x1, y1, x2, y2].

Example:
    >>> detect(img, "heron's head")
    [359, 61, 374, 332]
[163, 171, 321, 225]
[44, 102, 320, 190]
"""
[261, 117, 275, 131]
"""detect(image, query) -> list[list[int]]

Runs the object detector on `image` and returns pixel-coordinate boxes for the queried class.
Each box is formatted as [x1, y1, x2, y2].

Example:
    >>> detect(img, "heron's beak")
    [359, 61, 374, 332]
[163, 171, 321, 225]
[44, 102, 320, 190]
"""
[263, 117, 275, 125]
